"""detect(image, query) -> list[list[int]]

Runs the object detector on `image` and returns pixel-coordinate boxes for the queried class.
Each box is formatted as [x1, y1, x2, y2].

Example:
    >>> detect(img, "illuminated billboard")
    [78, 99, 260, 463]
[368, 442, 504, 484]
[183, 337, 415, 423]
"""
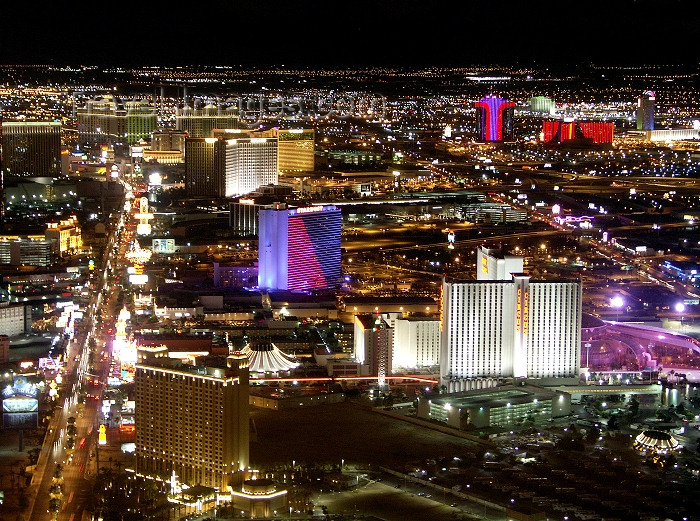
[2, 376, 39, 429]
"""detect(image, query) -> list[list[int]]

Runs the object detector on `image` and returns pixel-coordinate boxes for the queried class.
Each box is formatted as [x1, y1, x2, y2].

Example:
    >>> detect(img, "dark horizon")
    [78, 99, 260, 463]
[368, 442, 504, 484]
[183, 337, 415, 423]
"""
[2, 0, 700, 68]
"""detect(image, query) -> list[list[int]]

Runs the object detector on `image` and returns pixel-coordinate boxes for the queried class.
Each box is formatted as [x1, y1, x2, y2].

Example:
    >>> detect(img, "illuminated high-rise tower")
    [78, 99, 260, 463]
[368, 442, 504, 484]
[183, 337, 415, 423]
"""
[636, 91, 655, 131]
[475, 96, 515, 142]
[258, 204, 342, 291]
[441, 247, 581, 383]
[1, 121, 61, 177]
[135, 352, 250, 490]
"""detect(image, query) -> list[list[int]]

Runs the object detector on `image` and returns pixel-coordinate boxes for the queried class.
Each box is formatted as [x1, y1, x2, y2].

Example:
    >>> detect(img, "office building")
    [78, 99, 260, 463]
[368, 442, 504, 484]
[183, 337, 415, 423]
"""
[354, 314, 393, 386]
[258, 204, 342, 292]
[176, 108, 239, 138]
[135, 352, 250, 491]
[1, 121, 61, 177]
[441, 248, 582, 383]
[261, 128, 314, 173]
[185, 137, 277, 198]
[636, 91, 655, 131]
[393, 317, 440, 370]
[477, 246, 523, 281]
[77, 96, 155, 144]
[475, 96, 515, 142]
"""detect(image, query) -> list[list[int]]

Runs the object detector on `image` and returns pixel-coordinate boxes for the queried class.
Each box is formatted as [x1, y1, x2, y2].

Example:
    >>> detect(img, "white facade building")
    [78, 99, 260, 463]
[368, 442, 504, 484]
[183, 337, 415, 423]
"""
[224, 138, 278, 197]
[477, 246, 524, 281]
[394, 318, 440, 370]
[441, 274, 581, 382]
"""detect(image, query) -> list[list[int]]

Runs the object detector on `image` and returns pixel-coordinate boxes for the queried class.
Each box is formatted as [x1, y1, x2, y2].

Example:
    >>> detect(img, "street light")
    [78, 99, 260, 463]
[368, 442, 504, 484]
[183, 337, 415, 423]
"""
[676, 302, 686, 330]
[610, 295, 624, 322]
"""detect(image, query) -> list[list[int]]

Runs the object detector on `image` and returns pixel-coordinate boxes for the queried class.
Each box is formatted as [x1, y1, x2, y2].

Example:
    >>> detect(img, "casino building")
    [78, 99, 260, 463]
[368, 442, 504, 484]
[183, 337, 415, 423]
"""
[258, 204, 342, 291]
[135, 351, 250, 490]
[441, 247, 581, 386]
[475, 96, 515, 142]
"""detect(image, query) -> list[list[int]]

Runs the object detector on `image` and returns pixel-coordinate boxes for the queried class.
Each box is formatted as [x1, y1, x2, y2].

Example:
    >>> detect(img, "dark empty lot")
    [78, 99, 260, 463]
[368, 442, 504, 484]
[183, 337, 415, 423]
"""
[250, 401, 478, 467]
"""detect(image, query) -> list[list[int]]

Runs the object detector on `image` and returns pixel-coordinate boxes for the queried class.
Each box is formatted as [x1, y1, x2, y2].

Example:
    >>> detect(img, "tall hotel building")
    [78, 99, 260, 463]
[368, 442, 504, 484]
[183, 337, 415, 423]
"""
[258, 204, 342, 291]
[475, 96, 515, 142]
[262, 128, 315, 174]
[224, 137, 278, 197]
[441, 247, 581, 383]
[636, 91, 655, 131]
[185, 137, 277, 198]
[1, 121, 61, 177]
[135, 352, 250, 490]
[176, 107, 239, 138]
[76, 96, 155, 144]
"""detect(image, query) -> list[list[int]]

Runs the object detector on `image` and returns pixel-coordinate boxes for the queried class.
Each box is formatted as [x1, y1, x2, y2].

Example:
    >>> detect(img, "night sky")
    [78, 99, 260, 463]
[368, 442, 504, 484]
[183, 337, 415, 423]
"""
[1, 0, 699, 66]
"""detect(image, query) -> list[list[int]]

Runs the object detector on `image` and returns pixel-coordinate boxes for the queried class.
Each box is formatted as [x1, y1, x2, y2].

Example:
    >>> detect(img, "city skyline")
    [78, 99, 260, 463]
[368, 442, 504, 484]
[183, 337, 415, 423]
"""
[1, 13, 700, 520]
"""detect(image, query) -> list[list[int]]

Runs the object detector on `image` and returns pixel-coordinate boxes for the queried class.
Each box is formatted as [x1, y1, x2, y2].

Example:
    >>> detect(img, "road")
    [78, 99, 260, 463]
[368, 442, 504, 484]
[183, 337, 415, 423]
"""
[26, 190, 124, 521]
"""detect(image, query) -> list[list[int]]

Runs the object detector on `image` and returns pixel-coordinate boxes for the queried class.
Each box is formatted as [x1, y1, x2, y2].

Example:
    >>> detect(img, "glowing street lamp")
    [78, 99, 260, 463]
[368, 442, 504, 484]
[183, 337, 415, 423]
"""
[610, 295, 624, 322]
[676, 302, 686, 330]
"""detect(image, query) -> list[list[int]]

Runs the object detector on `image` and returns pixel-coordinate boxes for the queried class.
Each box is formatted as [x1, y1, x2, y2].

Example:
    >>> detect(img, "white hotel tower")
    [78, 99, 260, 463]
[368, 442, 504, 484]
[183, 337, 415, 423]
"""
[441, 247, 581, 385]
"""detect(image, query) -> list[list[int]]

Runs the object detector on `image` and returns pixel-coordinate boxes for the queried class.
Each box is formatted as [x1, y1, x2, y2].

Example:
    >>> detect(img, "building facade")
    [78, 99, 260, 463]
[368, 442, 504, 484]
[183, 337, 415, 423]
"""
[45, 216, 82, 256]
[151, 130, 187, 152]
[185, 137, 278, 198]
[258, 205, 342, 291]
[441, 273, 582, 382]
[262, 128, 315, 173]
[542, 121, 614, 145]
[230, 199, 263, 236]
[1, 121, 61, 177]
[0, 238, 54, 266]
[393, 317, 440, 370]
[354, 314, 393, 386]
[636, 91, 655, 131]
[475, 96, 515, 142]
[184, 138, 224, 197]
[0, 335, 9, 363]
[477, 246, 524, 281]
[77, 97, 155, 144]
[223, 137, 278, 197]
[176, 109, 239, 138]
[135, 353, 249, 491]
[0, 303, 30, 337]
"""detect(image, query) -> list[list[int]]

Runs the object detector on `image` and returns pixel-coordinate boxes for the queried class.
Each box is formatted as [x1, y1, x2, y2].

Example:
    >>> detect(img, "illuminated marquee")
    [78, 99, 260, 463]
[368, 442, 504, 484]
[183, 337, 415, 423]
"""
[523, 290, 529, 335]
[294, 206, 324, 214]
[516, 288, 522, 333]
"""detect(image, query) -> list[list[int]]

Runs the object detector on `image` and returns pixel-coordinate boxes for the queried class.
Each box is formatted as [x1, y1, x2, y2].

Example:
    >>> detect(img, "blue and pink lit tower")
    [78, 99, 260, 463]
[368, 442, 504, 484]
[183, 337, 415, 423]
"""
[258, 204, 342, 291]
[475, 96, 515, 142]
